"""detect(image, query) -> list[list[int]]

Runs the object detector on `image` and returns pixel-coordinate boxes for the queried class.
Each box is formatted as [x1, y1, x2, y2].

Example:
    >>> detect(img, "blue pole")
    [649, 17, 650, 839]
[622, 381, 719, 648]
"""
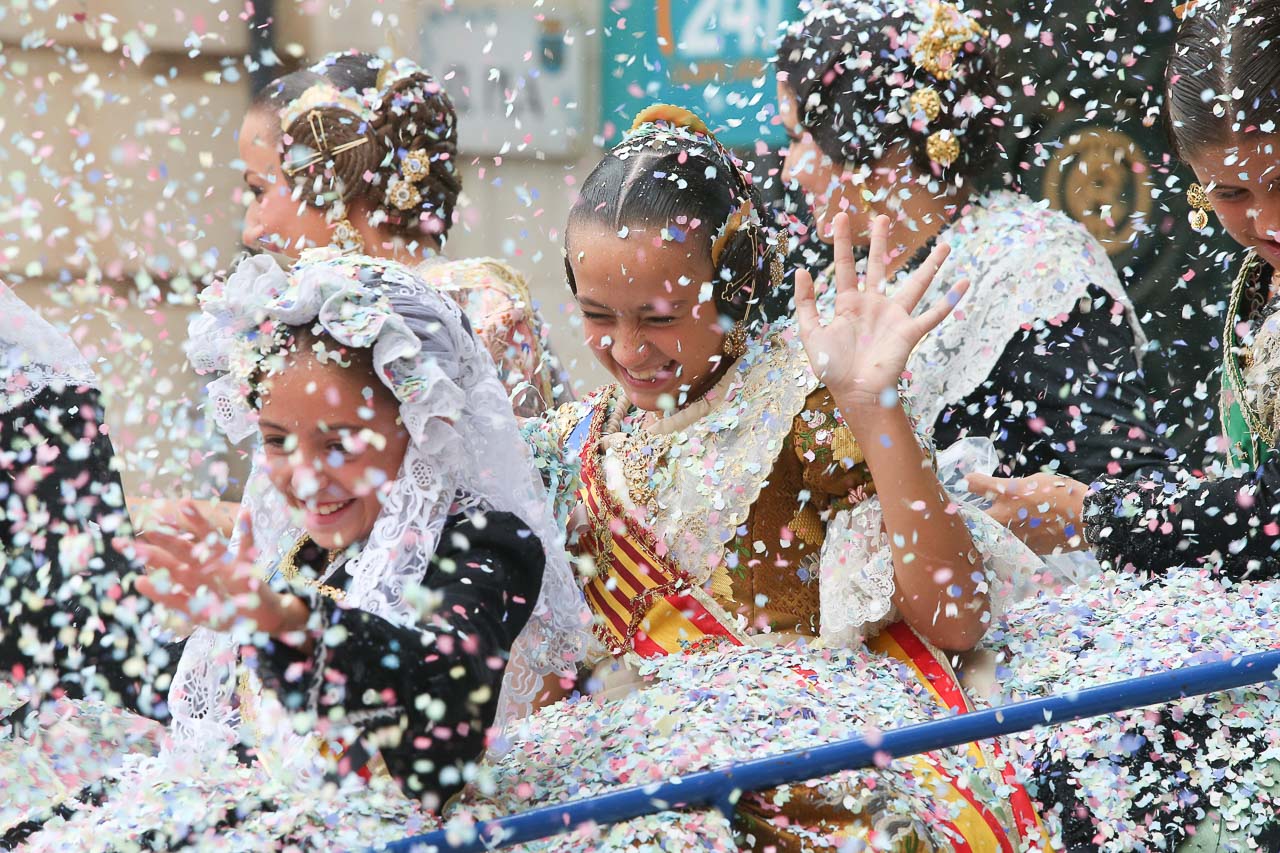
[387, 649, 1280, 853]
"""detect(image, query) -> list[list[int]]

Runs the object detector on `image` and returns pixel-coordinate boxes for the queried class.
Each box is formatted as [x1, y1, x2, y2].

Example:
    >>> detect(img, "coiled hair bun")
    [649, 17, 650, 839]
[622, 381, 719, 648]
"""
[252, 51, 461, 243]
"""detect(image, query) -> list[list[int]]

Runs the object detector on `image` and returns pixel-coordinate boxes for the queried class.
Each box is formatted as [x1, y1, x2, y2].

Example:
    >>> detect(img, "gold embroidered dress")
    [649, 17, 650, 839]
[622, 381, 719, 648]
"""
[461, 322, 1051, 851]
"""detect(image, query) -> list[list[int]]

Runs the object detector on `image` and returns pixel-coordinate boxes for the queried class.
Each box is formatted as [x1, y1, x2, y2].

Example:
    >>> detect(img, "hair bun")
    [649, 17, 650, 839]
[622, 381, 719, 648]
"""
[630, 104, 712, 136]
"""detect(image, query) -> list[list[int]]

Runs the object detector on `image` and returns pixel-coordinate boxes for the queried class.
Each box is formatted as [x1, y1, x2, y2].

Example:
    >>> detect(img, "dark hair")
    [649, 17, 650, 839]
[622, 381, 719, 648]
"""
[565, 112, 787, 331]
[1164, 0, 1280, 159]
[775, 0, 1000, 184]
[251, 51, 461, 242]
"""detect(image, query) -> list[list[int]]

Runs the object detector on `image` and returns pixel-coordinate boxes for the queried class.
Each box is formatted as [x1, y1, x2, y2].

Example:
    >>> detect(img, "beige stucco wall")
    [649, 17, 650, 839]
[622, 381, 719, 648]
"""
[1, 0, 609, 500]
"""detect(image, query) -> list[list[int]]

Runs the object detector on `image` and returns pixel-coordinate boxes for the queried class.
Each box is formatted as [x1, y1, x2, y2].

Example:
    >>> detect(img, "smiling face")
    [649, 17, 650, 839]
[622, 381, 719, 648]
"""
[238, 108, 334, 258]
[568, 222, 730, 412]
[1185, 136, 1280, 267]
[257, 345, 410, 550]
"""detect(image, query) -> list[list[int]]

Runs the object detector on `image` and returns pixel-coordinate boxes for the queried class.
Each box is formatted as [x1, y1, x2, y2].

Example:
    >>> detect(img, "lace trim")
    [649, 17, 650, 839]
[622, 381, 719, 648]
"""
[817, 190, 1147, 430]
[1, 284, 97, 415]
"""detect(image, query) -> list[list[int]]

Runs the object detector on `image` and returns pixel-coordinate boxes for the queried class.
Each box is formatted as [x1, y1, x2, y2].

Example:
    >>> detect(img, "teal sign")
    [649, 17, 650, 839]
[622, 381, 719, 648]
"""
[600, 0, 799, 148]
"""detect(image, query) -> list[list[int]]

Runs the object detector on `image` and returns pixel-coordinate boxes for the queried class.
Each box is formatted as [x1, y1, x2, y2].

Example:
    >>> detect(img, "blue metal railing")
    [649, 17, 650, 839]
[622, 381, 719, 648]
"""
[389, 649, 1280, 853]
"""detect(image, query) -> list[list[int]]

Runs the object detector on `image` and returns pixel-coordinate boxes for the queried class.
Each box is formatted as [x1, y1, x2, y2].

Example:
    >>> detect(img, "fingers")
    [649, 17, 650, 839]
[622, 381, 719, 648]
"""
[132, 533, 195, 569]
[865, 214, 890, 290]
[176, 498, 216, 543]
[894, 242, 952, 314]
[831, 211, 857, 301]
[913, 279, 969, 339]
[794, 267, 822, 333]
[962, 472, 1006, 501]
[234, 508, 258, 566]
[136, 575, 188, 612]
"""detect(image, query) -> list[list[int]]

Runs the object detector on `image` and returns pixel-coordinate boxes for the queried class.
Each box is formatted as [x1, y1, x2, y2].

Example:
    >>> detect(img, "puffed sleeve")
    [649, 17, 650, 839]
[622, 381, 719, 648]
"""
[1083, 457, 1280, 579]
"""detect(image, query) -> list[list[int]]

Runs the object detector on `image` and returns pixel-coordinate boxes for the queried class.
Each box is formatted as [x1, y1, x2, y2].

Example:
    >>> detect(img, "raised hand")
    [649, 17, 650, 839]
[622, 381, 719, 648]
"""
[131, 500, 305, 636]
[795, 212, 966, 409]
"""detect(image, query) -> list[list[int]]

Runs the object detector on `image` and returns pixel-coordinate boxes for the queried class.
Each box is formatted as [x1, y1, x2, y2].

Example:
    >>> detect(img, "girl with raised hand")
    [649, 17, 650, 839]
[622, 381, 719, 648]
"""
[17, 254, 589, 848]
[454, 104, 1052, 851]
[775, 0, 1174, 483]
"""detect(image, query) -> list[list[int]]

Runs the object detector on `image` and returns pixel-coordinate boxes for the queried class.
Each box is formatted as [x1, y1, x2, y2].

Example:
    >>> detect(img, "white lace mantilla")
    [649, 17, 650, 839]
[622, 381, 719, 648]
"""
[819, 190, 1147, 430]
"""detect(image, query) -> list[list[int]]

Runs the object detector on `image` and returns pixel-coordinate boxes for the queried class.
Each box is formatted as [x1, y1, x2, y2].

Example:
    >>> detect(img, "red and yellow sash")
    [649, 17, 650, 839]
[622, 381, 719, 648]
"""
[577, 428, 748, 657]
[869, 624, 1051, 852]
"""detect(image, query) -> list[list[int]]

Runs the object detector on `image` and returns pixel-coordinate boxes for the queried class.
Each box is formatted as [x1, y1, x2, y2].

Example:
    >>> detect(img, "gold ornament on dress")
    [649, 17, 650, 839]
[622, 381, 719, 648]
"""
[926, 129, 960, 166]
[909, 87, 944, 122]
[278, 536, 346, 602]
[600, 386, 677, 513]
[911, 0, 987, 81]
[1187, 182, 1213, 231]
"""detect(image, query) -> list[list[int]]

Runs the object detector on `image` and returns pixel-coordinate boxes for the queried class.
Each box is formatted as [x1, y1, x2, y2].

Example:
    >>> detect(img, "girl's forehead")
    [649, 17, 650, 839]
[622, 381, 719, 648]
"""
[1190, 138, 1280, 183]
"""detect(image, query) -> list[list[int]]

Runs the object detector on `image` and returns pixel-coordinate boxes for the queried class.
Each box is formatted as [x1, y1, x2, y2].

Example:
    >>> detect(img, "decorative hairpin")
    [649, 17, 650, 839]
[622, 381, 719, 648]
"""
[909, 87, 944, 122]
[926, 129, 960, 166]
[385, 148, 432, 211]
[282, 110, 370, 176]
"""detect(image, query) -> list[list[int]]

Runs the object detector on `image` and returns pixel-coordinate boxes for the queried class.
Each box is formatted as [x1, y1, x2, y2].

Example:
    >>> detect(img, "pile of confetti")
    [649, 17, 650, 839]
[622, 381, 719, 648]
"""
[990, 569, 1280, 846]
[459, 643, 1036, 850]
[17, 747, 438, 852]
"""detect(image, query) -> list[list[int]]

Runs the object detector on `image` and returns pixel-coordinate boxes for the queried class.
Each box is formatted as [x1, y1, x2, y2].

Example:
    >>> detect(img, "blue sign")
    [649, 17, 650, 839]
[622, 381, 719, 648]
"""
[600, 0, 799, 148]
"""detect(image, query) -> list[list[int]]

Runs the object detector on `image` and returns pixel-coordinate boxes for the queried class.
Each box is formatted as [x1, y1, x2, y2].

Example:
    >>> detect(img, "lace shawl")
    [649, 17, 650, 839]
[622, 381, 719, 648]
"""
[818, 191, 1147, 430]
[171, 253, 590, 766]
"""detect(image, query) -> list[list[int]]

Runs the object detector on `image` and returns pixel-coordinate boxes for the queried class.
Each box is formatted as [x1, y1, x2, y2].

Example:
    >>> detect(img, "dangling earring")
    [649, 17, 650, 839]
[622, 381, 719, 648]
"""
[1187, 183, 1213, 232]
[722, 323, 749, 358]
[331, 218, 365, 253]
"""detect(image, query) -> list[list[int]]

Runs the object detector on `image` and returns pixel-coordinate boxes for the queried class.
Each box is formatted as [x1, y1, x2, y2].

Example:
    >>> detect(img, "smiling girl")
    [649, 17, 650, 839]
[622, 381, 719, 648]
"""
[453, 105, 1052, 850]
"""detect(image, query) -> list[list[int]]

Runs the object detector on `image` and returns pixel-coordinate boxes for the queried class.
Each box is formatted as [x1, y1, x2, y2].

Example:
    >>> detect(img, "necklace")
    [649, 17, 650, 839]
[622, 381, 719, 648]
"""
[277, 537, 347, 602]
[598, 387, 677, 511]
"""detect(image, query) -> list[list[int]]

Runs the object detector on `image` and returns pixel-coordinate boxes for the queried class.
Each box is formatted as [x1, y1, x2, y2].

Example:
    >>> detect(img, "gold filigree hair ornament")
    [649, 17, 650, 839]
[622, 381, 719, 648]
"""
[910, 0, 988, 81]
[906, 0, 986, 167]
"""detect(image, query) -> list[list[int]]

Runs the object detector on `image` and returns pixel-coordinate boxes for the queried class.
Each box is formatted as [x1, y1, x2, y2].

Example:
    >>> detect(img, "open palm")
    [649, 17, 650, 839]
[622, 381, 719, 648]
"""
[132, 500, 276, 633]
[796, 212, 967, 408]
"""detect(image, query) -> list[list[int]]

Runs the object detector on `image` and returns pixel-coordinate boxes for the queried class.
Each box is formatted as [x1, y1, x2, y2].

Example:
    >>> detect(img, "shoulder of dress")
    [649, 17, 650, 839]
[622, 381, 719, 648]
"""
[548, 386, 615, 448]
[790, 385, 865, 479]
[420, 257, 531, 300]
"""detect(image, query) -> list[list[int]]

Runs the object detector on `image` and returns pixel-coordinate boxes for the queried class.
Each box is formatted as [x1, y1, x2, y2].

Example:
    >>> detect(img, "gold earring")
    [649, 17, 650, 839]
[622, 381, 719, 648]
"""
[331, 218, 364, 253]
[1187, 183, 1212, 231]
[723, 323, 749, 358]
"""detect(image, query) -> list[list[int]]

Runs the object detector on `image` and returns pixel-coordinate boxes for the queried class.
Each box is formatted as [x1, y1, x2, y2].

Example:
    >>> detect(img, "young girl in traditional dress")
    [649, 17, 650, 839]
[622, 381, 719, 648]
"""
[450, 104, 1054, 851]
[13, 254, 589, 848]
[775, 0, 1173, 482]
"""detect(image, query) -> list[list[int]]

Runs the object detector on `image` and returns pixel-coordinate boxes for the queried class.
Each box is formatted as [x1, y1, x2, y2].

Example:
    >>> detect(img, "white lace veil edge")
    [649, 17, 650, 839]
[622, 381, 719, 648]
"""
[0, 283, 97, 414]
